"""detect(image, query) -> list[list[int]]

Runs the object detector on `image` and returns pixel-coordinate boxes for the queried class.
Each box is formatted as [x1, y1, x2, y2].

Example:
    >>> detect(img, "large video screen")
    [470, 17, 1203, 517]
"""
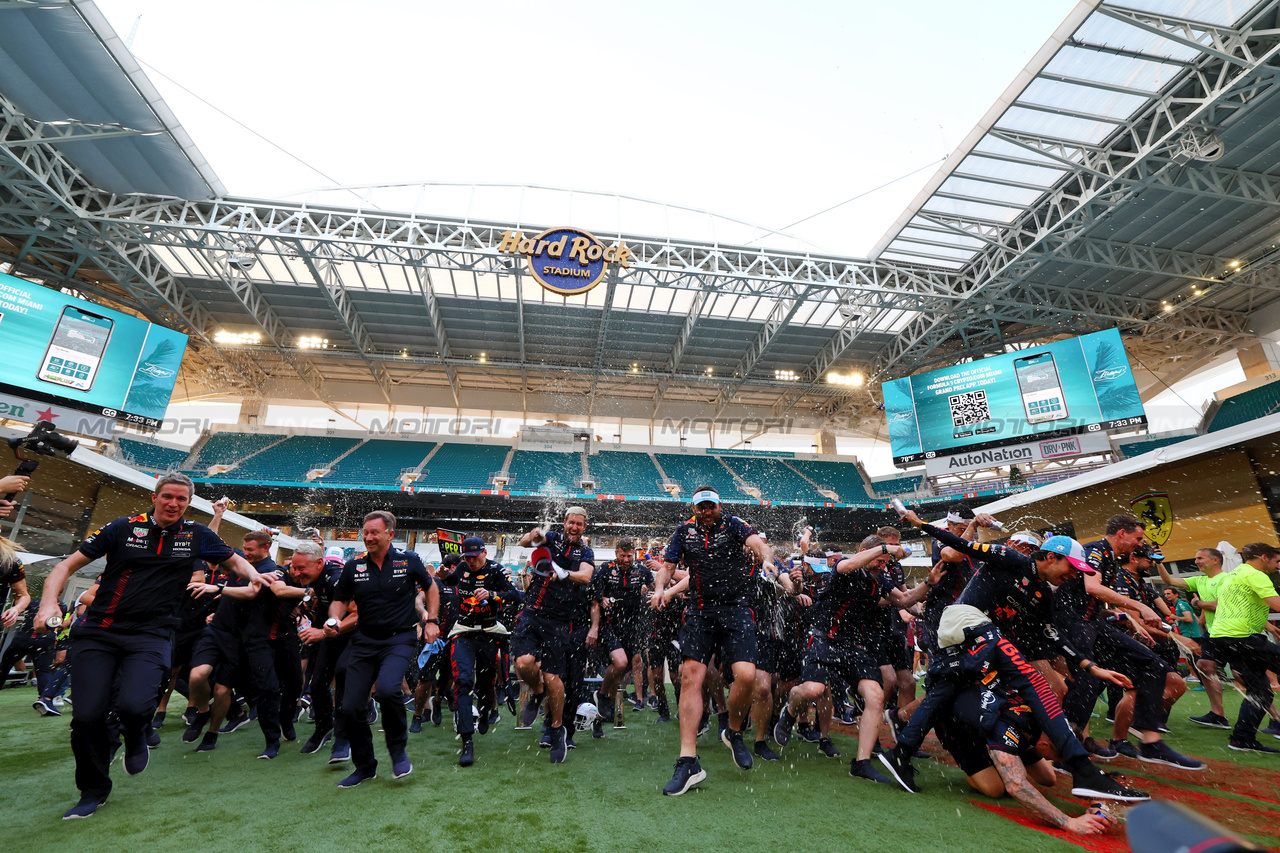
[883, 328, 1146, 466]
[0, 272, 188, 430]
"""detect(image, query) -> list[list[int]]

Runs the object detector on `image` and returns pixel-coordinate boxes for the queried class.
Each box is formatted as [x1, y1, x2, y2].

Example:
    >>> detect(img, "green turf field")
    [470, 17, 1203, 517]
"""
[0, 682, 1276, 853]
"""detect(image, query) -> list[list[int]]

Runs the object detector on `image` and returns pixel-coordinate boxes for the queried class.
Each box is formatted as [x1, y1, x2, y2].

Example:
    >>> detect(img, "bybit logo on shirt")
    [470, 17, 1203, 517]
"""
[496, 227, 633, 296]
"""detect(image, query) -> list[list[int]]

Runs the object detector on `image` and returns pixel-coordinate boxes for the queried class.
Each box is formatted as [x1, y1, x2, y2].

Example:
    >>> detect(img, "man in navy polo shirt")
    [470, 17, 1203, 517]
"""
[37, 473, 262, 820]
[324, 510, 439, 787]
[652, 485, 774, 795]
[514, 506, 596, 763]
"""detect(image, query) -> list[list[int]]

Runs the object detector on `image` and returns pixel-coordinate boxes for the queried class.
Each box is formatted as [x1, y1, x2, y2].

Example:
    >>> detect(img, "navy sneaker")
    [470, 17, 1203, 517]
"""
[549, 725, 568, 763]
[773, 706, 796, 748]
[219, 710, 250, 735]
[797, 722, 820, 744]
[539, 724, 552, 748]
[366, 699, 378, 724]
[431, 697, 443, 727]
[849, 758, 893, 784]
[34, 698, 62, 717]
[717, 712, 729, 740]
[596, 690, 615, 724]
[878, 746, 919, 793]
[258, 742, 280, 760]
[520, 692, 544, 729]
[329, 739, 352, 764]
[409, 715, 423, 734]
[1261, 719, 1280, 738]
[300, 730, 332, 754]
[338, 769, 375, 788]
[281, 722, 296, 742]
[145, 727, 161, 749]
[152, 710, 166, 728]
[1083, 737, 1117, 760]
[124, 742, 149, 776]
[488, 708, 501, 729]
[182, 709, 211, 744]
[883, 708, 906, 745]
[721, 728, 753, 769]
[62, 796, 106, 820]
[662, 756, 706, 796]
[1137, 739, 1205, 770]
[592, 720, 604, 739]
[566, 730, 576, 750]
[753, 741, 780, 761]
[391, 751, 412, 779]
[1109, 738, 1139, 759]
[818, 737, 840, 758]
[459, 737, 475, 766]
[1229, 737, 1280, 754]
[195, 732, 218, 753]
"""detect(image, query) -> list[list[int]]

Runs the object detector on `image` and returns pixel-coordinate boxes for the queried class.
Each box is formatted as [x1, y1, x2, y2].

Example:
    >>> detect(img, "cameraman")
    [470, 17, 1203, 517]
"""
[0, 474, 30, 518]
[36, 472, 262, 820]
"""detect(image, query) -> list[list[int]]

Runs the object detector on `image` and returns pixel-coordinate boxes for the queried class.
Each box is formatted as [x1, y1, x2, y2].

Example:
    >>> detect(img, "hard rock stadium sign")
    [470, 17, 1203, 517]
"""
[496, 228, 633, 296]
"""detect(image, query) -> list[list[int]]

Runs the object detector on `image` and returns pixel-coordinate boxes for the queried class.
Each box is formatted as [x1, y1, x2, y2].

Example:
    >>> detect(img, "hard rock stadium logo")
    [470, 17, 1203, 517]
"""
[496, 228, 633, 296]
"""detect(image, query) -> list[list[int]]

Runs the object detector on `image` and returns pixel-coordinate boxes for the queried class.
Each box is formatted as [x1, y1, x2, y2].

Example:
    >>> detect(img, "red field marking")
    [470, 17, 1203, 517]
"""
[970, 801, 1129, 853]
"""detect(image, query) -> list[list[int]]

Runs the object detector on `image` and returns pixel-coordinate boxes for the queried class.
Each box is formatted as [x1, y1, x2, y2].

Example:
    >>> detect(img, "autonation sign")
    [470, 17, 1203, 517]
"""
[922, 431, 1111, 477]
[497, 228, 633, 296]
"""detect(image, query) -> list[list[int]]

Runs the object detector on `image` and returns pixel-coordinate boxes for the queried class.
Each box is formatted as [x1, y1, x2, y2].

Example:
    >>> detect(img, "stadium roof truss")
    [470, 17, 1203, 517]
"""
[2, 0, 1280, 438]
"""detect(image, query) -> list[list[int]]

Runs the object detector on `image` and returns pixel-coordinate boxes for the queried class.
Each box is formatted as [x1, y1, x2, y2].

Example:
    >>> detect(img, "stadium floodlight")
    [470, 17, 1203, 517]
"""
[214, 330, 261, 345]
[827, 372, 863, 386]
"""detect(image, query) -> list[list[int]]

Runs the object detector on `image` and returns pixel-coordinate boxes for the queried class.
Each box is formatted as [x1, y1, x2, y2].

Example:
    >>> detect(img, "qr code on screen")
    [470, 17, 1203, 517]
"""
[948, 390, 990, 427]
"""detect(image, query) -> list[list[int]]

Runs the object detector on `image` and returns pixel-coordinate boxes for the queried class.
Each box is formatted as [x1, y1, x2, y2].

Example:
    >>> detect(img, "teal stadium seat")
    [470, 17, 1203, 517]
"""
[507, 450, 582, 494]
[654, 454, 752, 502]
[870, 475, 924, 497]
[1113, 435, 1192, 459]
[586, 451, 666, 496]
[323, 440, 436, 487]
[1206, 380, 1280, 432]
[117, 438, 190, 472]
[416, 443, 510, 491]
[718, 456, 824, 502]
[187, 432, 282, 473]
[218, 436, 360, 482]
[785, 460, 872, 503]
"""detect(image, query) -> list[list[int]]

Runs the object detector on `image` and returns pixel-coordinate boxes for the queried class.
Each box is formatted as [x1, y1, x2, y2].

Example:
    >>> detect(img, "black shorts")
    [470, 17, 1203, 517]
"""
[679, 604, 757, 668]
[171, 626, 204, 672]
[189, 626, 241, 686]
[602, 625, 641, 662]
[1196, 635, 1217, 664]
[884, 631, 912, 672]
[755, 635, 784, 675]
[512, 610, 569, 680]
[935, 717, 1044, 776]
[777, 635, 804, 682]
[799, 634, 881, 688]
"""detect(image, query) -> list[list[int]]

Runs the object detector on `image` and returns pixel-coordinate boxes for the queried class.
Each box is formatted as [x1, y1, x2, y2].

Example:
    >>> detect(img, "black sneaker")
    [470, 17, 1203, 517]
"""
[1229, 736, 1280, 754]
[596, 690, 614, 723]
[656, 712, 670, 723]
[1083, 737, 1117, 760]
[459, 737, 475, 767]
[409, 715, 423, 734]
[592, 720, 604, 739]
[195, 732, 218, 753]
[818, 737, 840, 758]
[717, 712, 729, 741]
[300, 730, 332, 754]
[539, 725, 552, 748]
[431, 697, 443, 727]
[219, 710, 250, 735]
[329, 739, 351, 764]
[391, 751, 412, 779]
[338, 769, 375, 788]
[1137, 739, 1205, 770]
[62, 796, 106, 820]
[520, 692, 544, 729]
[1070, 768, 1150, 801]
[878, 747, 919, 793]
[549, 725, 568, 763]
[365, 699, 378, 724]
[566, 730, 576, 750]
[1109, 738, 1139, 759]
[151, 711, 166, 728]
[1189, 712, 1231, 729]
[488, 708, 501, 729]
[797, 722, 820, 744]
[281, 722, 296, 742]
[124, 741, 149, 776]
[145, 727, 161, 749]
[696, 710, 710, 737]
[773, 707, 796, 748]
[633, 699, 645, 712]
[883, 708, 906, 745]
[1261, 719, 1280, 737]
[663, 756, 706, 796]
[258, 742, 280, 760]
[182, 709, 211, 743]
[505, 686, 518, 716]
[754, 741, 780, 761]
[849, 758, 893, 784]
[721, 728, 753, 770]
[478, 706, 491, 736]
[181, 706, 198, 727]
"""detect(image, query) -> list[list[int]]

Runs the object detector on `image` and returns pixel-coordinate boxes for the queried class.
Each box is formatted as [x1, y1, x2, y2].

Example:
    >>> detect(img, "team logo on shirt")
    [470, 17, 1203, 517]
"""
[133, 527, 149, 537]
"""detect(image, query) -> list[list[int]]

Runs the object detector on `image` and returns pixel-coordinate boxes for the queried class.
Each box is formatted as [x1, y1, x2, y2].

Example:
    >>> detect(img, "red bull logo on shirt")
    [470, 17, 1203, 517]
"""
[496, 227, 633, 296]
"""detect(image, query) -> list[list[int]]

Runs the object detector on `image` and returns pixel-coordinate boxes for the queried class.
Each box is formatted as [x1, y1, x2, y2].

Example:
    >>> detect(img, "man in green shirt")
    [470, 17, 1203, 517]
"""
[1158, 548, 1229, 729]
[1208, 542, 1280, 752]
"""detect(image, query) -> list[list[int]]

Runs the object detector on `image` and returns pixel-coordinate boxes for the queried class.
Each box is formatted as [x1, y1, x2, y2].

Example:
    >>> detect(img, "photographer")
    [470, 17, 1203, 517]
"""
[36, 472, 262, 820]
[0, 474, 30, 518]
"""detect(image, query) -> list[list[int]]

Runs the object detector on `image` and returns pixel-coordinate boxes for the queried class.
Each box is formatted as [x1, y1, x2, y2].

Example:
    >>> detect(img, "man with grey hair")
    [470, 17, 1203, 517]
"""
[515, 506, 595, 763]
[37, 472, 263, 819]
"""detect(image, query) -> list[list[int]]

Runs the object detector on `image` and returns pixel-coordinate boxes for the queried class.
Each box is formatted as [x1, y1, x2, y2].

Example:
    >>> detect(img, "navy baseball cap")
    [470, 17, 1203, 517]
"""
[461, 536, 485, 556]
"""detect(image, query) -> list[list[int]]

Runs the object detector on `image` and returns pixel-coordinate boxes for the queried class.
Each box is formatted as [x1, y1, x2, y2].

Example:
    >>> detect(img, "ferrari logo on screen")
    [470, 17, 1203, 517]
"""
[1130, 492, 1172, 545]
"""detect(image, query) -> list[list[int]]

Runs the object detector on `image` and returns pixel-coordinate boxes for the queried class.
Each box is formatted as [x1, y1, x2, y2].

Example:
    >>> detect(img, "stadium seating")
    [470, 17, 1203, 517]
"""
[585, 451, 666, 496]
[1113, 435, 1192, 459]
[1205, 380, 1280, 432]
[507, 450, 582, 494]
[718, 456, 824, 502]
[870, 474, 924, 496]
[653, 454, 753, 501]
[217, 436, 360, 482]
[117, 437, 189, 472]
[785, 459, 873, 503]
[322, 439, 435, 487]
[186, 432, 282, 473]
[416, 443, 510, 490]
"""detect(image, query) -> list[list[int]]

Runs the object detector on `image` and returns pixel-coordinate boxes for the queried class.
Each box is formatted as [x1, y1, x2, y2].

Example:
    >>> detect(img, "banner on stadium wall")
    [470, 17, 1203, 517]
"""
[1130, 492, 1173, 545]
[517, 425, 580, 452]
[883, 328, 1145, 466]
[0, 272, 188, 430]
[437, 528, 467, 558]
[922, 431, 1111, 477]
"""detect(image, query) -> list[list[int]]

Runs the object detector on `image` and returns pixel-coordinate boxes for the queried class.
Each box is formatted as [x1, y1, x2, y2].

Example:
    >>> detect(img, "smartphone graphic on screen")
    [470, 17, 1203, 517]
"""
[1013, 352, 1068, 424]
[38, 306, 114, 393]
